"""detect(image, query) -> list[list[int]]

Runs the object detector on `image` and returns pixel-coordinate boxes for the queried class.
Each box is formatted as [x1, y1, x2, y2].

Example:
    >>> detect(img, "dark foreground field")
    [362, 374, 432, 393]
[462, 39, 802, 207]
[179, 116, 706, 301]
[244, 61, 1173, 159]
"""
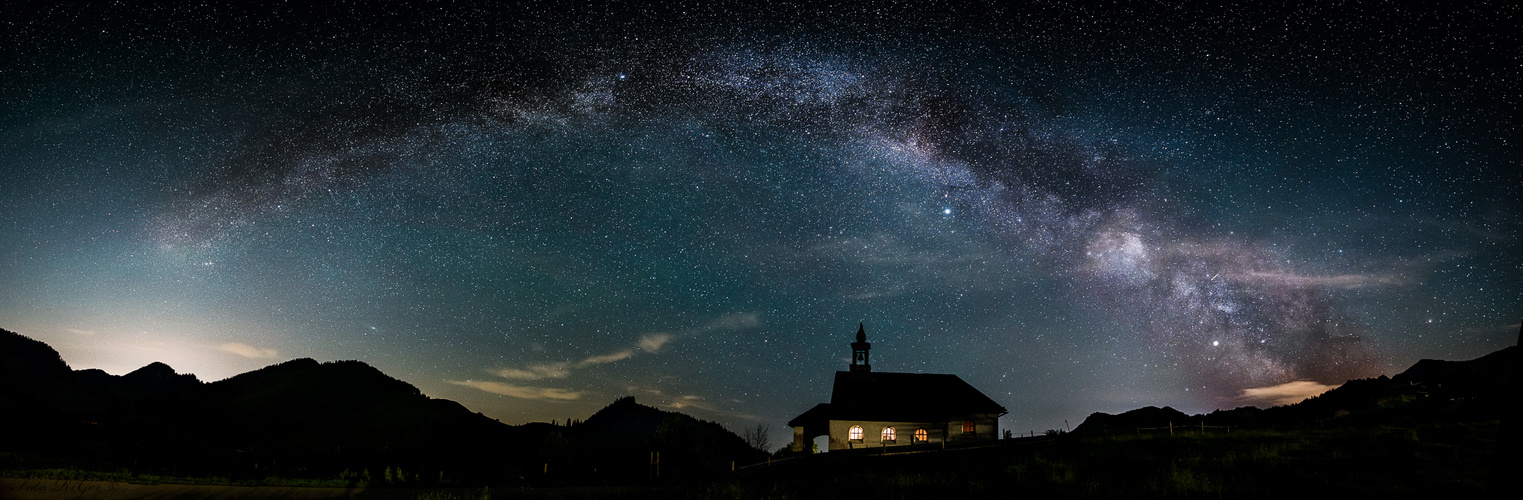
[0, 478, 665, 500]
[4, 420, 1507, 499]
[736, 421, 1504, 499]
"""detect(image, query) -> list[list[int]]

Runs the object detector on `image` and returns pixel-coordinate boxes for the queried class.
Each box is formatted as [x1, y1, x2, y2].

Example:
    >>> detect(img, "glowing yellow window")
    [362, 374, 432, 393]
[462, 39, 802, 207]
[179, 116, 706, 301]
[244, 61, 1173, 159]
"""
[848, 425, 863, 440]
[914, 428, 928, 442]
[881, 427, 896, 442]
[963, 420, 976, 433]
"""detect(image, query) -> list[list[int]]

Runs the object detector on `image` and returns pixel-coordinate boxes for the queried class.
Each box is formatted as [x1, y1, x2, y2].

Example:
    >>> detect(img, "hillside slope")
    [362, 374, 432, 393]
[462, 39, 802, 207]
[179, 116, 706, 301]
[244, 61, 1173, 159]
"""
[1074, 345, 1518, 433]
[0, 327, 765, 485]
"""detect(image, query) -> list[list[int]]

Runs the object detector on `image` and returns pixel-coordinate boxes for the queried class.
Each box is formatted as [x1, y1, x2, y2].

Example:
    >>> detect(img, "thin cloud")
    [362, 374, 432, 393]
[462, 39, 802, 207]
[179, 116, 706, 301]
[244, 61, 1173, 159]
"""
[488, 347, 634, 382]
[494, 312, 759, 376]
[1235, 270, 1408, 289]
[450, 380, 582, 400]
[579, 349, 633, 366]
[64, 328, 96, 336]
[663, 394, 760, 420]
[493, 347, 633, 381]
[1238, 380, 1338, 407]
[669, 394, 706, 410]
[639, 333, 672, 352]
[218, 342, 279, 359]
[482, 312, 761, 397]
[495, 362, 571, 380]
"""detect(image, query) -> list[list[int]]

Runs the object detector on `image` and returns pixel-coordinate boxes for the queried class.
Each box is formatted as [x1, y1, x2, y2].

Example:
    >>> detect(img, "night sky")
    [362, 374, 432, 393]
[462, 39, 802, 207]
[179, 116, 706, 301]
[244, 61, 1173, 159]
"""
[3, 2, 1518, 444]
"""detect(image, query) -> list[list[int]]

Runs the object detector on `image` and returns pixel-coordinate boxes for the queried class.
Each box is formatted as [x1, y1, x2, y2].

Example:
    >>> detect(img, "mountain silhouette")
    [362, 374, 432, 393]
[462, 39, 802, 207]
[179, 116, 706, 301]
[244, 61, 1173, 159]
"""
[1075, 345, 1519, 433]
[0, 328, 113, 450]
[106, 357, 526, 480]
[1070, 406, 1193, 434]
[75, 361, 202, 403]
[565, 396, 767, 483]
[0, 327, 766, 485]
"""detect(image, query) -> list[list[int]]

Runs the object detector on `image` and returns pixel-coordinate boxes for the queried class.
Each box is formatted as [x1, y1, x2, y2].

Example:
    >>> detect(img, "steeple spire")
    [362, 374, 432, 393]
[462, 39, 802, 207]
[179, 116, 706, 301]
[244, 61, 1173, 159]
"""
[850, 323, 872, 373]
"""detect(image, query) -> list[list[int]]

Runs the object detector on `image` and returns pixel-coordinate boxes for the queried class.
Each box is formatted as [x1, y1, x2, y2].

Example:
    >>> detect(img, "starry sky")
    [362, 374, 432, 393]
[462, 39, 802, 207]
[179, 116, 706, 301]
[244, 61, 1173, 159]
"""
[2, 1, 1518, 443]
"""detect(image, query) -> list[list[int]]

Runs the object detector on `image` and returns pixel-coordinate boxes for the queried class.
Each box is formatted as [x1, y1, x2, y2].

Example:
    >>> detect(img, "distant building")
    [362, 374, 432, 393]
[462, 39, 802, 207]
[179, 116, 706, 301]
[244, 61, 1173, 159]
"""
[788, 324, 1008, 452]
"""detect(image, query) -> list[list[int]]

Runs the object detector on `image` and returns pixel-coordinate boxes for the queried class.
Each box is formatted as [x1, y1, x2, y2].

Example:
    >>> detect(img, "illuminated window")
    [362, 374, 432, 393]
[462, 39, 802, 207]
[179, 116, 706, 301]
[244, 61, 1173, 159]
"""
[963, 420, 976, 433]
[881, 427, 896, 442]
[848, 425, 863, 441]
[914, 429, 928, 442]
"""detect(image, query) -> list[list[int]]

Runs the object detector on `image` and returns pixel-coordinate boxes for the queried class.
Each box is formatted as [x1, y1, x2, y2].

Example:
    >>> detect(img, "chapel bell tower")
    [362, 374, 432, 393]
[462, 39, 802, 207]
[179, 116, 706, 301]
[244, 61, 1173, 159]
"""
[850, 323, 871, 373]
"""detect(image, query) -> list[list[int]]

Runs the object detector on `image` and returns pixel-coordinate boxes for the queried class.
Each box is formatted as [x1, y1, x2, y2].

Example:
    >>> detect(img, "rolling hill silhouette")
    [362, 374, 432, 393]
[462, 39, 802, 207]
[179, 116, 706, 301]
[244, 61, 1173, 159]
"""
[1073, 345, 1518, 434]
[0, 327, 765, 485]
[571, 396, 766, 481]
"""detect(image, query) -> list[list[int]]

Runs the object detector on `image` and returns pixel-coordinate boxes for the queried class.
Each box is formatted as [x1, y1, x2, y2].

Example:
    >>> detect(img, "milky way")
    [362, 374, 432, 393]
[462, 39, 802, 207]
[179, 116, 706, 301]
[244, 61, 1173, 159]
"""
[2, 2, 1518, 439]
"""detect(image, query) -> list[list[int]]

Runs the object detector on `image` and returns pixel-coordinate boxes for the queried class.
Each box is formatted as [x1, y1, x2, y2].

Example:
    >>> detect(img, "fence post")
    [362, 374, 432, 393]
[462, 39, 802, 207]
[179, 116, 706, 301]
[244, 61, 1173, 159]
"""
[1169, 421, 1173, 436]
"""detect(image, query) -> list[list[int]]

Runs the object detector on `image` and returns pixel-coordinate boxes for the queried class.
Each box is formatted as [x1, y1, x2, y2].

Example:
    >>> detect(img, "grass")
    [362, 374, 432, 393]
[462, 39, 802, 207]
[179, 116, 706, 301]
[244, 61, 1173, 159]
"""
[712, 421, 1502, 499]
[1, 421, 1503, 498]
[0, 467, 357, 488]
[415, 487, 492, 500]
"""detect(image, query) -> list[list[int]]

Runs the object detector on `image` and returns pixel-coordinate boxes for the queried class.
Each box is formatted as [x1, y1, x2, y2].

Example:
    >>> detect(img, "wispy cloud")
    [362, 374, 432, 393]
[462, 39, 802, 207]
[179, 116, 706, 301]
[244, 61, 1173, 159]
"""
[579, 349, 633, 366]
[495, 362, 571, 380]
[64, 328, 96, 336]
[1237, 380, 1338, 407]
[488, 348, 632, 384]
[639, 333, 672, 352]
[218, 342, 279, 359]
[662, 394, 760, 420]
[495, 348, 637, 380]
[449, 380, 582, 400]
[464, 312, 763, 400]
[1235, 270, 1409, 289]
[492, 312, 760, 378]
[694, 312, 761, 332]
[669, 394, 707, 410]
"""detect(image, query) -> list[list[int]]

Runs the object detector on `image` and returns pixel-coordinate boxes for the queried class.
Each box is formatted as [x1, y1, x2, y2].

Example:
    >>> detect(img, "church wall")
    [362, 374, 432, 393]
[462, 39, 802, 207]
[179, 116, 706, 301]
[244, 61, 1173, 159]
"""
[823, 414, 1003, 450]
[825, 419, 947, 450]
[953, 414, 1001, 442]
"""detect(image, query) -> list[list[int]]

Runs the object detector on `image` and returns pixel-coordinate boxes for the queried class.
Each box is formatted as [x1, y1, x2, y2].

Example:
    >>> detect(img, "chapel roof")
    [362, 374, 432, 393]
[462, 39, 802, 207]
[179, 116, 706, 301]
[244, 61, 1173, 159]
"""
[788, 371, 1007, 424]
[786, 402, 833, 427]
[788, 324, 1007, 427]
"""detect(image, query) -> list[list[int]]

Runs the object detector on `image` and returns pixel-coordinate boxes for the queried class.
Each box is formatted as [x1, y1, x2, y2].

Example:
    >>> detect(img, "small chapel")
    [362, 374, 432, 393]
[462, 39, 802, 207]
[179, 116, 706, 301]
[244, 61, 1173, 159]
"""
[788, 324, 1008, 452]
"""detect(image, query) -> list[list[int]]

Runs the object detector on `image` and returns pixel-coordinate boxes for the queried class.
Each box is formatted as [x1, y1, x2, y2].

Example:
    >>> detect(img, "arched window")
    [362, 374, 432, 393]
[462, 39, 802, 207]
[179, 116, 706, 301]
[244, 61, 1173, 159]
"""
[914, 428, 928, 442]
[848, 425, 864, 441]
[881, 427, 896, 442]
[963, 420, 976, 433]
